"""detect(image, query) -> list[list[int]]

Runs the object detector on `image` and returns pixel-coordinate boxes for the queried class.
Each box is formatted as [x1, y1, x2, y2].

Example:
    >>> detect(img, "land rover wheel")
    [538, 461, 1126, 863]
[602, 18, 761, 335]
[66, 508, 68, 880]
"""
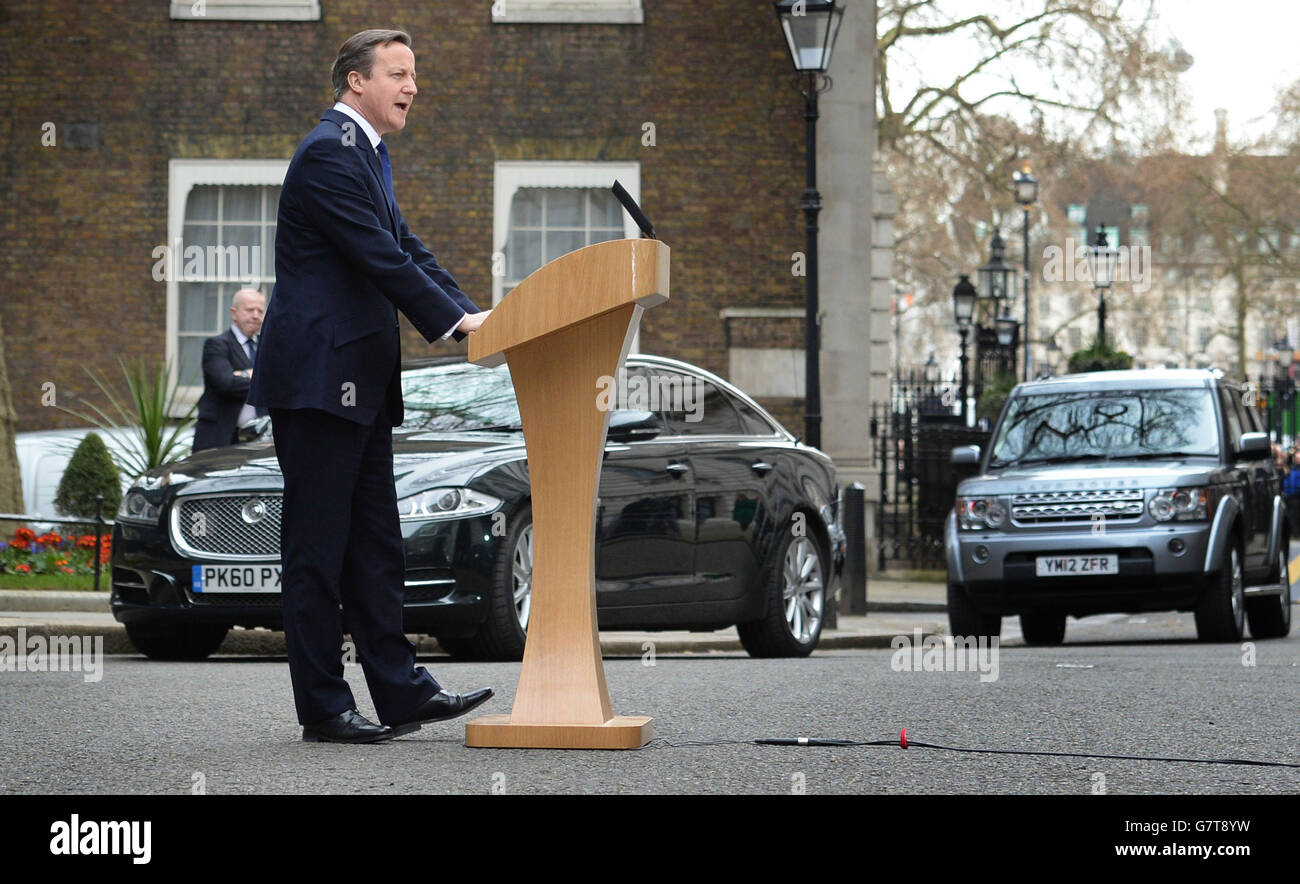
[946, 580, 1001, 640]
[1020, 612, 1066, 645]
[1195, 543, 1246, 642]
[1245, 539, 1292, 639]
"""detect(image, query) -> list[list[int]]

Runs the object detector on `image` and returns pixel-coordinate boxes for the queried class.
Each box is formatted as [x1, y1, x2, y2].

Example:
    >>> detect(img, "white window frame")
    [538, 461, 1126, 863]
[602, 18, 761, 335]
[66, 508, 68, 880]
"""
[492, 161, 641, 307]
[166, 159, 289, 409]
[170, 0, 320, 20]
[493, 161, 641, 352]
[491, 0, 643, 24]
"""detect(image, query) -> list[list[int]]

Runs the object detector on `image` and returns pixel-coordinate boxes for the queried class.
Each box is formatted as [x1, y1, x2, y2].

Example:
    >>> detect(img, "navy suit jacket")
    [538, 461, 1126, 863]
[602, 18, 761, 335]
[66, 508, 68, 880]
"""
[193, 328, 254, 451]
[248, 108, 479, 426]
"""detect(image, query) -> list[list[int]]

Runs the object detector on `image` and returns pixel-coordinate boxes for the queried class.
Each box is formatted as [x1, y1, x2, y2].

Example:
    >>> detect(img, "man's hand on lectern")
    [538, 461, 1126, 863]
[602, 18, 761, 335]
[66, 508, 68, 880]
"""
[459, 310, 492, 334]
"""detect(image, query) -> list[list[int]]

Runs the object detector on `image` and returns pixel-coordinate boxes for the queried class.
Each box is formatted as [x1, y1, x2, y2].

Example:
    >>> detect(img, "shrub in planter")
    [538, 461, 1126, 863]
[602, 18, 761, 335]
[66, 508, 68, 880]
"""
[976, 373, 1019, 426]
[1067, 339, 1134, 374]
[54, 432, 121, 519]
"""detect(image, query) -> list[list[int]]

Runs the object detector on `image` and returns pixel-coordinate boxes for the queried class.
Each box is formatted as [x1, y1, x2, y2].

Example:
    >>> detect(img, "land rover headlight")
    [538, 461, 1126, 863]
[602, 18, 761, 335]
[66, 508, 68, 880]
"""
[398, 487, 502, 522]
[957, 496, 1007, 530]
[1148, 487, 1211, 522]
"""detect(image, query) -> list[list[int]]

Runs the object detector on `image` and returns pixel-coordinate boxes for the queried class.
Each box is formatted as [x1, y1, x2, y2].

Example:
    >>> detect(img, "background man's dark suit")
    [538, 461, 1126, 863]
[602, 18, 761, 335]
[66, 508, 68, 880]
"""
[192, 329, 254, 452]
[248, 107, 480, 726]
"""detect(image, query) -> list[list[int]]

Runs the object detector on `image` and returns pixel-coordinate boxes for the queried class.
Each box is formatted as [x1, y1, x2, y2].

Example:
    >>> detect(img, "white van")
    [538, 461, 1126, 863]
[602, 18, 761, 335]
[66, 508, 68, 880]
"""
[13, 427, 195, 520]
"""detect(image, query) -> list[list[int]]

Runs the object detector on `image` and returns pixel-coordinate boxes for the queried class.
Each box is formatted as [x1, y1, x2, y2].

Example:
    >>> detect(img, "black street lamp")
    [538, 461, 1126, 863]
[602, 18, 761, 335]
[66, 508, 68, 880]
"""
[995, 311, 1020, 349]
[1013, 162, 1038, 380]
[1086, 224, 1117, 348]
[1044, 336, 1062, 377]
[775, 0, 845, 450]
[977, 227, 1016, 305]
[1273, 339, 1294, 441]
[977, 227, 1018, 380]
[952, 274, 976, 423]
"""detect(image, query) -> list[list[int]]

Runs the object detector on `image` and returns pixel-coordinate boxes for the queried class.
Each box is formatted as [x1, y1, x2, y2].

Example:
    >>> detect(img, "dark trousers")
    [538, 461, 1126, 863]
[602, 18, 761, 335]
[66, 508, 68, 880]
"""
[270, 407, 441, 725]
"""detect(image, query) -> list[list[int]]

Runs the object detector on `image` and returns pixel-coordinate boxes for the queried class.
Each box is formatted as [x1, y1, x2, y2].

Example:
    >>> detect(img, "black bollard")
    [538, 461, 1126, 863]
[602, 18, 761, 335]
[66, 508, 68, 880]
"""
[843, 483, 866, 615]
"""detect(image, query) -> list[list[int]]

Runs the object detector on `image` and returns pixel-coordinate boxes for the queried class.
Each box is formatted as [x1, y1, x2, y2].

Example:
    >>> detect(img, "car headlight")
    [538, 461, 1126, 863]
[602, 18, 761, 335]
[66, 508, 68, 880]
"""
[117, 489, 162, 525]
[957, 496, 1007, 530]
[398, 487, 503, 522]
[1148, 487, 1212, 522]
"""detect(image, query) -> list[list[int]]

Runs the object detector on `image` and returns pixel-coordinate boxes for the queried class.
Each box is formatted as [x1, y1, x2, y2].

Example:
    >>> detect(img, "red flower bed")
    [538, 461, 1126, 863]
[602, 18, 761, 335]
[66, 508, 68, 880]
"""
[0, 526, 111, 578]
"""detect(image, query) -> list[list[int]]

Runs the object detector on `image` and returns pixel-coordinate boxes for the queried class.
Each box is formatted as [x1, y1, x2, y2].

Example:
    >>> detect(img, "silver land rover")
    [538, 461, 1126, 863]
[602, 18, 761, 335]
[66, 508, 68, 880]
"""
[945, 369, 1293, 644]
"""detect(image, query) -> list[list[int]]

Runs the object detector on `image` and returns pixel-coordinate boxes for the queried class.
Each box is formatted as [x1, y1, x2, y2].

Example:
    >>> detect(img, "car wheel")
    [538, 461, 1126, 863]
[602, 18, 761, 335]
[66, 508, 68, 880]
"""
[454, 504, 532, 662]
[1020, 612, 1066, 645]
[1245, 538, 1293, 639]
[737, 531, 825, 658]
[946, 580, 1001, 640]
[1195, 543, 1245, 642]
[124, 621, 228, 660]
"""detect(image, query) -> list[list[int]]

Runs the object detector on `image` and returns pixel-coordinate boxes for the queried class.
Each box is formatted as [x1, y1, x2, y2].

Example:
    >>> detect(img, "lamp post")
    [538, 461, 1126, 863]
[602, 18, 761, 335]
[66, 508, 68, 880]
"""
[952, 274, 976, 423]
[775, 0, 845, 450]
[1274, 339, 1294, 442]
[1044, 336, 1061, 377]
[1087, 224, 1117, 348]
[924, 350, 938, 385]
[977, 227, 1017, 379]
[995, 311, 1020, 350]
[1013, 162, 1038, 380]
[1265, 352, 1280, 440]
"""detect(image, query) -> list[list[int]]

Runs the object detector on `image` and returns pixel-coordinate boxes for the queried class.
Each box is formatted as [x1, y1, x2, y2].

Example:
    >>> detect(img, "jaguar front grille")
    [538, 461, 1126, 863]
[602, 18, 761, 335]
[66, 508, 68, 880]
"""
[171, 493, 282, 560]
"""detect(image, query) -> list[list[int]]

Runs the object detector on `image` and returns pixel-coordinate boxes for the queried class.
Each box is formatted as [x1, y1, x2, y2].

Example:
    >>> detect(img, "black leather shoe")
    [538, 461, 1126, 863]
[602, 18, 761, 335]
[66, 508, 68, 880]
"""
[302, 709, 396, 744]
[389, 688, 494, 735]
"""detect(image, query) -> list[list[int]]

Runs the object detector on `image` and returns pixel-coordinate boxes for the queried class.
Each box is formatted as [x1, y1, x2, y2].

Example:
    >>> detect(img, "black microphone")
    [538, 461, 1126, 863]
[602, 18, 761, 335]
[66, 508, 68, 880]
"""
[611, 180, 657, 240]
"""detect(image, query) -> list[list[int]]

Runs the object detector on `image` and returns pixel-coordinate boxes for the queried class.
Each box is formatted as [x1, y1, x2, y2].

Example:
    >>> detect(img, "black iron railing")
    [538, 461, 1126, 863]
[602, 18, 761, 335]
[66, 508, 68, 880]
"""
[0, 496, 115, 591]
[869, 373, 989, 571]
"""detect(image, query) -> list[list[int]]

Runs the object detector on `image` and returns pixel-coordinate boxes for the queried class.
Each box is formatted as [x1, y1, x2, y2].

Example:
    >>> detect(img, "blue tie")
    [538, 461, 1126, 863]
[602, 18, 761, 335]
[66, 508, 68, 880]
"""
[245, 337, 268, 417]
[376, 141, 397, 213]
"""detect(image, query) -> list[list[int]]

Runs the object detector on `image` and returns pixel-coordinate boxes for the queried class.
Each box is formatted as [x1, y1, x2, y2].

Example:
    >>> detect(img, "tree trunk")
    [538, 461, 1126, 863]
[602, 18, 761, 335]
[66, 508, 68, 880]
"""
[0, 314, 24, 515]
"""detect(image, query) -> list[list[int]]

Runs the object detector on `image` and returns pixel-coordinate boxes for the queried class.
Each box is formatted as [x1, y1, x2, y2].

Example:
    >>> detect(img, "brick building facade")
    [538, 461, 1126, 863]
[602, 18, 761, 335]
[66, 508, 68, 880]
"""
[2, 0, 888, 491]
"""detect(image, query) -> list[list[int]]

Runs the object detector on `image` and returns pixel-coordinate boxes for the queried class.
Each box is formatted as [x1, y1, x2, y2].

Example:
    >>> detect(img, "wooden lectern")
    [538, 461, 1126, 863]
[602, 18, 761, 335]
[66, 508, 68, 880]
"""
[464, 238, 669, 749]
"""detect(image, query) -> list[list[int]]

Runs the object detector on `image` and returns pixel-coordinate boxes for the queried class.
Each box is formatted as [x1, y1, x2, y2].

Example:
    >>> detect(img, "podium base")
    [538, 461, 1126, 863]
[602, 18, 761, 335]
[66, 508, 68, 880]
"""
[465, 714, 653, 750]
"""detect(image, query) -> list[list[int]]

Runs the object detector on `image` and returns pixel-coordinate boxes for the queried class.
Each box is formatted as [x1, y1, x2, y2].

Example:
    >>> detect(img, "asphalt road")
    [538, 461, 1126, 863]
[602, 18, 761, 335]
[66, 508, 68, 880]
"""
[1, 607, 1297, 795]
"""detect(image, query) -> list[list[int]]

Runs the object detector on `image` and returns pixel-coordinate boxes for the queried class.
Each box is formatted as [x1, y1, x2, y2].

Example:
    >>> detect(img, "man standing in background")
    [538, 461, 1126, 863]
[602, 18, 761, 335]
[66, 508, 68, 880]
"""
[192, 288, 266, 453]
[249, 29, 493, 744]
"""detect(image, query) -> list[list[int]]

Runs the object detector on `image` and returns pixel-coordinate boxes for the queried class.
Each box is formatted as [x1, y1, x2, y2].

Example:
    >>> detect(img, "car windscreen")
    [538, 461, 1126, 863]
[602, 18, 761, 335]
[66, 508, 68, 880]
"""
[988, 387, 1220, 466]
[399, 363, 521, 432]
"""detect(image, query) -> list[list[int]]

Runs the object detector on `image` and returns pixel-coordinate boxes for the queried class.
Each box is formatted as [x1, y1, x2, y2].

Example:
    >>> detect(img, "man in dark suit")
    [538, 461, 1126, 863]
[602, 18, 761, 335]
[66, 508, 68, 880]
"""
[192, 288, 266, 453]
[248, 28, 493, 743]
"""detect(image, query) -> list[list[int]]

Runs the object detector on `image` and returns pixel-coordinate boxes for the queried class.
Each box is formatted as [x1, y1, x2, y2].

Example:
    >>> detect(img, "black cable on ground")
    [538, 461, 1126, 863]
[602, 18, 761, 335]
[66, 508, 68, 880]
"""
[639, 729, 1300, 769]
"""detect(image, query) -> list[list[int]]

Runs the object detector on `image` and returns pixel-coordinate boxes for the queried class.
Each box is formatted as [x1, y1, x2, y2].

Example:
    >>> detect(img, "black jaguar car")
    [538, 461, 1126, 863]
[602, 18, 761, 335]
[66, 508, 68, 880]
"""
[111, 355, 844, 660]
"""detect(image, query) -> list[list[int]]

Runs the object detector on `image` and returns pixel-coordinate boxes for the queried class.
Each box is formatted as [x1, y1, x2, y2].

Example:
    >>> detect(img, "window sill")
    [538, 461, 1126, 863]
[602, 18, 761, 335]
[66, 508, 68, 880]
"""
[169, 1, 321, 21]
[491, 0, 643, 24]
